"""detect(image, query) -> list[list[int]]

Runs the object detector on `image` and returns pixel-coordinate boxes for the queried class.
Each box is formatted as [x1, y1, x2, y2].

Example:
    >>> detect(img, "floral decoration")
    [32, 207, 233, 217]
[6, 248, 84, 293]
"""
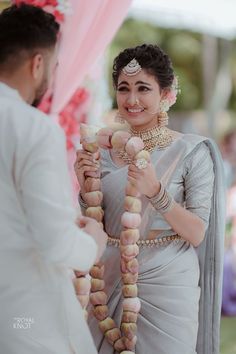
[12, 0, 71, 22]
[160, 76, 181, 112]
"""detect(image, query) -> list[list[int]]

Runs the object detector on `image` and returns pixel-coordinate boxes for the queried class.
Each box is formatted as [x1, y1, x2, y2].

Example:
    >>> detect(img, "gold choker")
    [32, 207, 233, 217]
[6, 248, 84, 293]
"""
[116, 125, 173, 163]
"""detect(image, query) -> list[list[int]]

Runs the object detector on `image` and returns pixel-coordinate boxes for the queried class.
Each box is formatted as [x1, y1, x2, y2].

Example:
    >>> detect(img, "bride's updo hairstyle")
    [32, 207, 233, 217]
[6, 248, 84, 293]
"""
[112, 44, 174, 91]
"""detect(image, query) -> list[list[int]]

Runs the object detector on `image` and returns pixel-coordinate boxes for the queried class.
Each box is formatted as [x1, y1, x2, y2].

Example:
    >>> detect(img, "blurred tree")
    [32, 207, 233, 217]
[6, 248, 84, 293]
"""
[107, 19, 202, 110]
[107, 17, 236, 126]
[0, 1, 10, 11]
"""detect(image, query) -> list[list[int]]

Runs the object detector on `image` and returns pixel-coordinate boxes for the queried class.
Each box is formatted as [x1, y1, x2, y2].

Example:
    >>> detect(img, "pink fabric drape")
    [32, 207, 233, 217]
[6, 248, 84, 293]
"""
[50, 0, 132, 116]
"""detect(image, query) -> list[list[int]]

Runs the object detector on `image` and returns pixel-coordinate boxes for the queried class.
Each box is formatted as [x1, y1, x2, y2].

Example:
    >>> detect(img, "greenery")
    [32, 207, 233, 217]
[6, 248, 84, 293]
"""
[221, 317, 236, 354]
[229, 44, 236, 112]
[0, 1, 10, 11]
[107, 19, 203, 110]
[107, 18, 236, 121]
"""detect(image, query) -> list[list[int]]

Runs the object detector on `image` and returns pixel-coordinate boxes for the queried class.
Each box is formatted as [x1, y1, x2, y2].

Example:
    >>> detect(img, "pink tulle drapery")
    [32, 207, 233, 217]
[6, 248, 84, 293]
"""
[49, 0, 132, 203]
[50, 0, 132, 116]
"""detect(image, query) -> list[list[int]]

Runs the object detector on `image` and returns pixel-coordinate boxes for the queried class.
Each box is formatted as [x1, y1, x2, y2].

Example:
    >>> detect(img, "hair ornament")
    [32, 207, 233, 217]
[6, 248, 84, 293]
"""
[122, 58, 142, 76]
[159, 76, 181, 113]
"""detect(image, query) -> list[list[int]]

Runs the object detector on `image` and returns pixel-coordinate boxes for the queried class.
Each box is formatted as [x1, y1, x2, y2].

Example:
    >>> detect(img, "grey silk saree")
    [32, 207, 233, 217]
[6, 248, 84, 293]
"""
[85, 134, 225, 354]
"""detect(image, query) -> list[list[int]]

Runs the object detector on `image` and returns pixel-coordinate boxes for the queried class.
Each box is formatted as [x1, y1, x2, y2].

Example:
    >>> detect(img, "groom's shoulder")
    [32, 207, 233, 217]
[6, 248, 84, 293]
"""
[2, 96, 63, 144]
[14, 99, 61, 135]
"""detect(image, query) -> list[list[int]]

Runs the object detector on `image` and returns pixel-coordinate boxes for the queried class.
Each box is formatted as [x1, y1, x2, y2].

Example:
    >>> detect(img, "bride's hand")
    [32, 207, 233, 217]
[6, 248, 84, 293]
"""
[74, 150, 100, 196]
[128, 162, 160, 198]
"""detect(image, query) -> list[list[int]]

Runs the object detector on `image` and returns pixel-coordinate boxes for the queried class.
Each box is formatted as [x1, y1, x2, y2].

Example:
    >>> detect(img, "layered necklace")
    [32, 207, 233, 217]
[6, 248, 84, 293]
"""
[116, 125, 173, 163]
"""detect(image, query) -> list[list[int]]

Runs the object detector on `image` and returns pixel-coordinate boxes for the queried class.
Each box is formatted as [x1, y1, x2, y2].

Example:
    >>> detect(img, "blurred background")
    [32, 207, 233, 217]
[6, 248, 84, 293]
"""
[1, 0, 236, 352]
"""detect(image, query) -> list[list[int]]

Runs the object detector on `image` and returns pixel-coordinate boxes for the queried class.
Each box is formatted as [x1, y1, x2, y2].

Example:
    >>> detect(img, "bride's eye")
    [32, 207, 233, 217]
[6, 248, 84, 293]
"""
[117, 86, 129, 92]
[138, 86, 151, 92]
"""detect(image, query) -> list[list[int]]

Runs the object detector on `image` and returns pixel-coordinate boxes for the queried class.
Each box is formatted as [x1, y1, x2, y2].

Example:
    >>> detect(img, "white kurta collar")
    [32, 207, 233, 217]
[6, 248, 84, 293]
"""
[0, 82, 23, 102]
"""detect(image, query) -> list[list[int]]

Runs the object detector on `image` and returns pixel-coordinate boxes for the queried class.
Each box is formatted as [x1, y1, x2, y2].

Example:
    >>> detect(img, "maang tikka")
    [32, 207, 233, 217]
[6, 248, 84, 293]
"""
[115, 58, 142, 124]
[122, 58, 142, 76]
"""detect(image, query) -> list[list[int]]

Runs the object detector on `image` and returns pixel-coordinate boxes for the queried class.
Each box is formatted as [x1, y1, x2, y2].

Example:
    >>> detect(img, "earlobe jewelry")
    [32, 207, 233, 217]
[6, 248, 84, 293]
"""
[114, 111, 125, 124]
[157, 99, 170, 127]
[159, 99, 170, 113]
[157, 76, 180, 127]
[157, 111, 169, 127]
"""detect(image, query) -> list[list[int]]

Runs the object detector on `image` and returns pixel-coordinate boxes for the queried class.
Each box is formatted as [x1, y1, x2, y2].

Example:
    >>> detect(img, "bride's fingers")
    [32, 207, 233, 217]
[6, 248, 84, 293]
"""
[75, 151, 94, 163]
[128, 164, 137, 172]
[76, 149, 92, 156]
[127, 175, 137, 184]
[76, 160, 99, 169]
[76, 150, 100, 160]
[128, 170, 140, 179]
[80, 166, 99, 175]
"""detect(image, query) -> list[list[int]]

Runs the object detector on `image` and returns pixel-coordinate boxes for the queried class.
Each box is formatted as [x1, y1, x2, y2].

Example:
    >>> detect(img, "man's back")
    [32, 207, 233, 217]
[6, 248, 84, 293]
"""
[0, 82, 98, 354]
[0, 83, 50, 254]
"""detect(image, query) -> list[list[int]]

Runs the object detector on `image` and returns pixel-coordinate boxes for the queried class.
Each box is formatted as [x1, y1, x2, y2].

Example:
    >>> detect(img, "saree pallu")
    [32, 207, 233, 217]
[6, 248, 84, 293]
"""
[87, 134, 225, 354]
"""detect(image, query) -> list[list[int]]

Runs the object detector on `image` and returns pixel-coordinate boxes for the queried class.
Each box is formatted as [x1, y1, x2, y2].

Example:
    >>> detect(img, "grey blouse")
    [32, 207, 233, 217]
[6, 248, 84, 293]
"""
[94, 139, 215, 239]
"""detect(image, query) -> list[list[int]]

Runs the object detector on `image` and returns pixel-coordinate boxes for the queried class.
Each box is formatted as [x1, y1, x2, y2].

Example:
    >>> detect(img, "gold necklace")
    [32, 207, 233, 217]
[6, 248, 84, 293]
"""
[116, 125, 173, 163]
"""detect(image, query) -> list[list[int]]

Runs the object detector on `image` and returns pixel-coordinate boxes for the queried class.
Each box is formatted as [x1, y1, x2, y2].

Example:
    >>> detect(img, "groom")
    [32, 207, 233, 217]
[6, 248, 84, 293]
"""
[0, 4, 106, 354]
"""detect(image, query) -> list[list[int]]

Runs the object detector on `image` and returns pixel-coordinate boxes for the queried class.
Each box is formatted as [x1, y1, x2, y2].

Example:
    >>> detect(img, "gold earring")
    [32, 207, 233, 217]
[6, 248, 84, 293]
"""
[114, 111, 125, 124]
[159, 99, 170, 113]
[157, 99, 169, 127]
[157, 111, 169, 127]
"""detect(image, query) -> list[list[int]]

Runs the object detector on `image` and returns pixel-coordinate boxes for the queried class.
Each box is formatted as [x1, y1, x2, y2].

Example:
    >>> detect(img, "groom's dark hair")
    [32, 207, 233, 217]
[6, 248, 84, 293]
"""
[0, 4, 59, 71]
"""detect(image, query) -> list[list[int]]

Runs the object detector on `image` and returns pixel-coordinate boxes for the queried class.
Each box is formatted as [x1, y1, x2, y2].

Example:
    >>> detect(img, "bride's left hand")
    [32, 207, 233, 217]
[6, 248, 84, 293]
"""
[128, 162, 161, 198]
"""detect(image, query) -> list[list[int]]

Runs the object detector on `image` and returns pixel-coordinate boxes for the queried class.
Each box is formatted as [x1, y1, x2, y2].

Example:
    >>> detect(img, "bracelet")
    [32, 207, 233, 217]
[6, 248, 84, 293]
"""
[78, 193, 88, 209]
[147, 183, 174, 214]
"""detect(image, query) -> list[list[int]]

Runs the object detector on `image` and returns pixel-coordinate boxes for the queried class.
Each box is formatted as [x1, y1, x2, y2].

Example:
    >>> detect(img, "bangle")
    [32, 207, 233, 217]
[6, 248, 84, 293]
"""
[78, 193, 88, 209]
[147, 183, 174, 214]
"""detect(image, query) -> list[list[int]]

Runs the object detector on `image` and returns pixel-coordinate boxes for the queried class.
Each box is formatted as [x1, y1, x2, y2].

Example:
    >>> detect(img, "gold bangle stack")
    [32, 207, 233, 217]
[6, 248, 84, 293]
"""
[148, 182, 174, 214]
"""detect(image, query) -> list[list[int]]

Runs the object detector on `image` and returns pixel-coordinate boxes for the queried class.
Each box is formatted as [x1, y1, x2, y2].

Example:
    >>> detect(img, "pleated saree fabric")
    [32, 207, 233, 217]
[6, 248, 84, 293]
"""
[84, 134, 225, 354]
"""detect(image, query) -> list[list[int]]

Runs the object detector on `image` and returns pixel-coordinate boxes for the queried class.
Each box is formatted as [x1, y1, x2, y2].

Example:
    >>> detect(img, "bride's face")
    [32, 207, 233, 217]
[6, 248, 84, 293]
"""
[116, 69, 165, 130]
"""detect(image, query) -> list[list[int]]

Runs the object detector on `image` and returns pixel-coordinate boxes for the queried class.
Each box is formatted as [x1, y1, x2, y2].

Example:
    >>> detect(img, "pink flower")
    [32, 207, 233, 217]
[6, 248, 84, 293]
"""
[166, 90, 177, 105]
[161, 76, 180, 111]
[13, 0, 67, 24]
[53, 9, 64, 23]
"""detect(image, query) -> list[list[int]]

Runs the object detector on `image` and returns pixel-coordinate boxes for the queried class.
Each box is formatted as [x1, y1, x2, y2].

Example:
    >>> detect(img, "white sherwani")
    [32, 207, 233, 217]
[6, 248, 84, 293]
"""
[0, 83, 98, 354]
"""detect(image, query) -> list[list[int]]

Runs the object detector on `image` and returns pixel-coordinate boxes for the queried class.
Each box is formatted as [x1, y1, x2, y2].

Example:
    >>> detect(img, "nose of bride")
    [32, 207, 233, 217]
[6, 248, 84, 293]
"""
[126, 93, 139, 106]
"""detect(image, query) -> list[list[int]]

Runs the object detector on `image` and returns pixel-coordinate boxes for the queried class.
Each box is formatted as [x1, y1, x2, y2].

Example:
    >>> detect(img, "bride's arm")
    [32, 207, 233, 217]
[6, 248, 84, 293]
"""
[128, 143, 215, 247]
[156, 199, 208, 247]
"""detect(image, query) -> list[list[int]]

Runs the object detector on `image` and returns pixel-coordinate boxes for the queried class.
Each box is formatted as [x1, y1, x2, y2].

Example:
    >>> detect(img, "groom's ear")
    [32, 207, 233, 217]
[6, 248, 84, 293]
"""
[31, 53, 44, 82]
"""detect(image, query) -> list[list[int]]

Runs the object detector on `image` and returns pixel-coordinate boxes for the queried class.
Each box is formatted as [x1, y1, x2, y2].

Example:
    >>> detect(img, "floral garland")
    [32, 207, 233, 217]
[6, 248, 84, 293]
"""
[73, 124, 151, 353]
